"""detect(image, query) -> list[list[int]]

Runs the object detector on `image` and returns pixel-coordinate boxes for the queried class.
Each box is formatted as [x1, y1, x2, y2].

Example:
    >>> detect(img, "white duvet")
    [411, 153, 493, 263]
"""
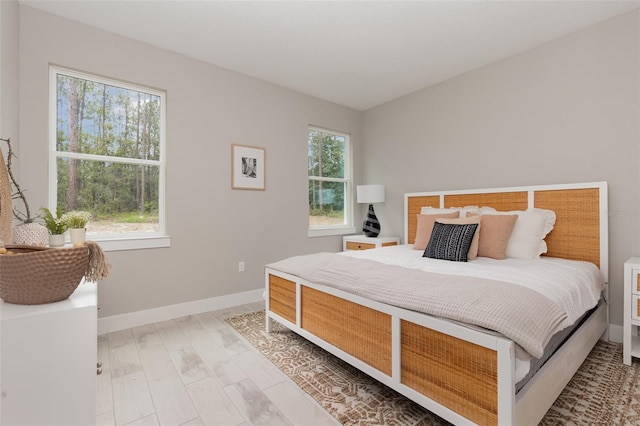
[342, 244, 605, 331]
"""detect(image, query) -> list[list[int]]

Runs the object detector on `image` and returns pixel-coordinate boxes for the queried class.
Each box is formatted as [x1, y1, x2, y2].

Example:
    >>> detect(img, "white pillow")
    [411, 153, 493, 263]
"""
[478, 206, 498, 214]
[477, 207, 556, 258]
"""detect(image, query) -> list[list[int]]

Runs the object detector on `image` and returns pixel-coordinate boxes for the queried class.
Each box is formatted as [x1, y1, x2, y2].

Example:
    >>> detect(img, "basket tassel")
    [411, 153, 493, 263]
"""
[85, 241, 111, 282]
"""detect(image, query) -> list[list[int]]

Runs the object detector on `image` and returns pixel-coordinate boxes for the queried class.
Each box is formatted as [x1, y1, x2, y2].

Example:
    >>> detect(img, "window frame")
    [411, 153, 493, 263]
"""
[48, 65, 170, 251]
[307, 125, 355, 237]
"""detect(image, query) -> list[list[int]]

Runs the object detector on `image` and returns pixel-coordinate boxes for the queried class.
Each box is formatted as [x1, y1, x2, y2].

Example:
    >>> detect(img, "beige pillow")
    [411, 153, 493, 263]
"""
[467, 212, 518, 259]
[413, 211, 460, 250]
[436, 216, 481, 260]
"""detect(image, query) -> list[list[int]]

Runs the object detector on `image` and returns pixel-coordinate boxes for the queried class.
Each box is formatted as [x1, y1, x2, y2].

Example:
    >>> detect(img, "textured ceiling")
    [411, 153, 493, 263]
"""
[21, 0, 640, 110]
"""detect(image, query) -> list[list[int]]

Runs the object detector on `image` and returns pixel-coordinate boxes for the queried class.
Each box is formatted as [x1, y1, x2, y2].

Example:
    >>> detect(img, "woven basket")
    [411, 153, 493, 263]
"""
[0, 245, 89, 305]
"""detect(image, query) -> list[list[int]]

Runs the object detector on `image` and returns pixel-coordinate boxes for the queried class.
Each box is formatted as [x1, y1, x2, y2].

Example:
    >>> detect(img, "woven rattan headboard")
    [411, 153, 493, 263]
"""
[404, 182, 608, 280]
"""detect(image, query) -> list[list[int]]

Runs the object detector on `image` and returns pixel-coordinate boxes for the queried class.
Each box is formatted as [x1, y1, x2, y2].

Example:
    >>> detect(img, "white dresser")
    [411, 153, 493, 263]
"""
[624, 257, 640, 365]
[0, 282, 97, 425]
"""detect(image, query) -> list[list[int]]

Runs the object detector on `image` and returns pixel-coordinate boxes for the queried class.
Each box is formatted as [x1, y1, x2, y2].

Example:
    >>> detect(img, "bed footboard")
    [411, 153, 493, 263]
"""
[265, 270, 505, 425]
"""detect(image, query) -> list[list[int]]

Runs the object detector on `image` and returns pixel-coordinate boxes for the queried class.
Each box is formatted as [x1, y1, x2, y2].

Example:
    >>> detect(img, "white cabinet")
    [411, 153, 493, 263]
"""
[342, 235, 400, 251]
[0, 282, 97, 425]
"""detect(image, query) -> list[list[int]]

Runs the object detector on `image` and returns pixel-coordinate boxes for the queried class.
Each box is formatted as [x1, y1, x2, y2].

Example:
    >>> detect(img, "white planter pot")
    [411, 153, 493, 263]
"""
[69, 228, 86, 245]
[13, 222, 48, 247]
[48, 234, 66, 247]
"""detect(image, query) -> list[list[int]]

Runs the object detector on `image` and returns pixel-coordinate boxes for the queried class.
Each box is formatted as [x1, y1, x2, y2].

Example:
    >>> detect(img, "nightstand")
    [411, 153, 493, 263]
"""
[343, 235, 400, 251]
[624, 257, 640, 365]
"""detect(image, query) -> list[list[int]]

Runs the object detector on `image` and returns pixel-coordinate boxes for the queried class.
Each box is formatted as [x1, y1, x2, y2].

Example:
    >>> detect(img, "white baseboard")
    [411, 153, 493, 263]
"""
[98, 289, 264, 335]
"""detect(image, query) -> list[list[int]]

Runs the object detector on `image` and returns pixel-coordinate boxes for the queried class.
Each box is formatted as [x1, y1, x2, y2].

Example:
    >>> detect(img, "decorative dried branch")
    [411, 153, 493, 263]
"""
[0, 137, 33, 223]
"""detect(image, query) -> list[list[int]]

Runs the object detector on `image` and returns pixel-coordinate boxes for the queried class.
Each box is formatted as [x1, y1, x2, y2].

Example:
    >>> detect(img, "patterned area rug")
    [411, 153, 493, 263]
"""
[227, 311, 640, 425]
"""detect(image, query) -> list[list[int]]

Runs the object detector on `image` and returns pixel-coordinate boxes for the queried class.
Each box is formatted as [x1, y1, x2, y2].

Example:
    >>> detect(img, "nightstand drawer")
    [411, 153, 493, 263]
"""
[634, 274, 640, 294]
[346, 241, 376, 250]
[633, 295, 640, 321]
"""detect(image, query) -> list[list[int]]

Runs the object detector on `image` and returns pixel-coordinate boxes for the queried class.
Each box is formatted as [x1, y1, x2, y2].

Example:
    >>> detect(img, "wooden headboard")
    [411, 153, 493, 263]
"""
[404, 182, 608, 281]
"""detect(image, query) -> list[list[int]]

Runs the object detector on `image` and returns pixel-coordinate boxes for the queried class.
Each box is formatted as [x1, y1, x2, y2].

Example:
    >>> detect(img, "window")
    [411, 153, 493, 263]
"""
[308, 126, 355, 236]
[49, 66, 168, 250]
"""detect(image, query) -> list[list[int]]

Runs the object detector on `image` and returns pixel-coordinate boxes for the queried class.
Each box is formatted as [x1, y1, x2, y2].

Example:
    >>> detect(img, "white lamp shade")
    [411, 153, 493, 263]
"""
[357, 185, 385, 204]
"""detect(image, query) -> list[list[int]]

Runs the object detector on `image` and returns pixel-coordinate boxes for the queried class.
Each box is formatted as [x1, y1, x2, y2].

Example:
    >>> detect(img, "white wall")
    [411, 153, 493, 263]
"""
[17, 6, 362, 317]
[362, 10, 640, 329]
[0, 0, 19, 160]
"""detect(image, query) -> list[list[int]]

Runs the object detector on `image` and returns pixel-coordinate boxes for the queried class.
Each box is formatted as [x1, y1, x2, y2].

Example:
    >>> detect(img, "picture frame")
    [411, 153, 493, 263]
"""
[231, 144, 266, 190]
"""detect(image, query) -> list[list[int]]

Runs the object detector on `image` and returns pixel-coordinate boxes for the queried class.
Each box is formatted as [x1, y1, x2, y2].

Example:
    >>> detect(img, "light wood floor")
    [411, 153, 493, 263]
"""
[96, 302, 340, 426]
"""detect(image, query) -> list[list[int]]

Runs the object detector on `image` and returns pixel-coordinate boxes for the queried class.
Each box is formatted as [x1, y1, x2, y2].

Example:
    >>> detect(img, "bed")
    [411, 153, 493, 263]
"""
[264, 182, 609, 425]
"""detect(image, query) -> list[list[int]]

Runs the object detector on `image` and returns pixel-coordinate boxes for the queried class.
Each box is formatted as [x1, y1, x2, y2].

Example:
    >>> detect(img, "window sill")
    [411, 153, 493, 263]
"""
[90, 235, 171, 252]
[308, 226, 356, 238]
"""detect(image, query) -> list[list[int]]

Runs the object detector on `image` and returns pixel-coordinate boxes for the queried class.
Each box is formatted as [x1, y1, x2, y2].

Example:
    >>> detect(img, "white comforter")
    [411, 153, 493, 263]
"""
[342, 244, 605, 331]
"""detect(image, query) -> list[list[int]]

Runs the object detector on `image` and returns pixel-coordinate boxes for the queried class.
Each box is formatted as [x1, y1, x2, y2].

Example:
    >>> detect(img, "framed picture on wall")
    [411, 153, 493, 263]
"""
[231, 144, 266, 190]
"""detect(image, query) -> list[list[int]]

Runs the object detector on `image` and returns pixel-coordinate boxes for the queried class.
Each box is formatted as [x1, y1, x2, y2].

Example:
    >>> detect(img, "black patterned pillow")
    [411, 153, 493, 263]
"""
[423, 222, 479, 262]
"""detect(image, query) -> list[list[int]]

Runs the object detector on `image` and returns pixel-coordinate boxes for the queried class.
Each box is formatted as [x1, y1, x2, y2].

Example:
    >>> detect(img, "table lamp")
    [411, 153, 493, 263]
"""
[356, 184, 385, 237]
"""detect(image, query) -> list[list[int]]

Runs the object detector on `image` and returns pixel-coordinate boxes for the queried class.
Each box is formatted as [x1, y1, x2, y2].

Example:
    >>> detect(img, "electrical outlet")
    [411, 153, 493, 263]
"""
[238, 261, 245, 272]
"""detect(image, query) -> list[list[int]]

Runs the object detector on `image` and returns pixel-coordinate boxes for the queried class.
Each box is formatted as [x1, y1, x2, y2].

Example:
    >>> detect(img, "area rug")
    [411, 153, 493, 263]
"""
[227, 311, 640, 425]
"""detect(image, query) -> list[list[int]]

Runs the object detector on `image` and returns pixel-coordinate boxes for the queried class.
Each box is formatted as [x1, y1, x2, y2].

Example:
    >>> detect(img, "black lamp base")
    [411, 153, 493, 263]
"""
[362, 204, 381, 237]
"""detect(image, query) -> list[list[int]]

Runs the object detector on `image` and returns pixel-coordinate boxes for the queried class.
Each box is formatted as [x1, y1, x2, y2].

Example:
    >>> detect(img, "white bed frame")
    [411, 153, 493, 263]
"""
[265, 182, 608, 425]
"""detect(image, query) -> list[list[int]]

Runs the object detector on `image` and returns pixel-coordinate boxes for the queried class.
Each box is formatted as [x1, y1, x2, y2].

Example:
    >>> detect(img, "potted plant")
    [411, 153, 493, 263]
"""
[1, 137, 49, 246]
[62, 210, 92, 244]
[39, 207, 68, 247]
